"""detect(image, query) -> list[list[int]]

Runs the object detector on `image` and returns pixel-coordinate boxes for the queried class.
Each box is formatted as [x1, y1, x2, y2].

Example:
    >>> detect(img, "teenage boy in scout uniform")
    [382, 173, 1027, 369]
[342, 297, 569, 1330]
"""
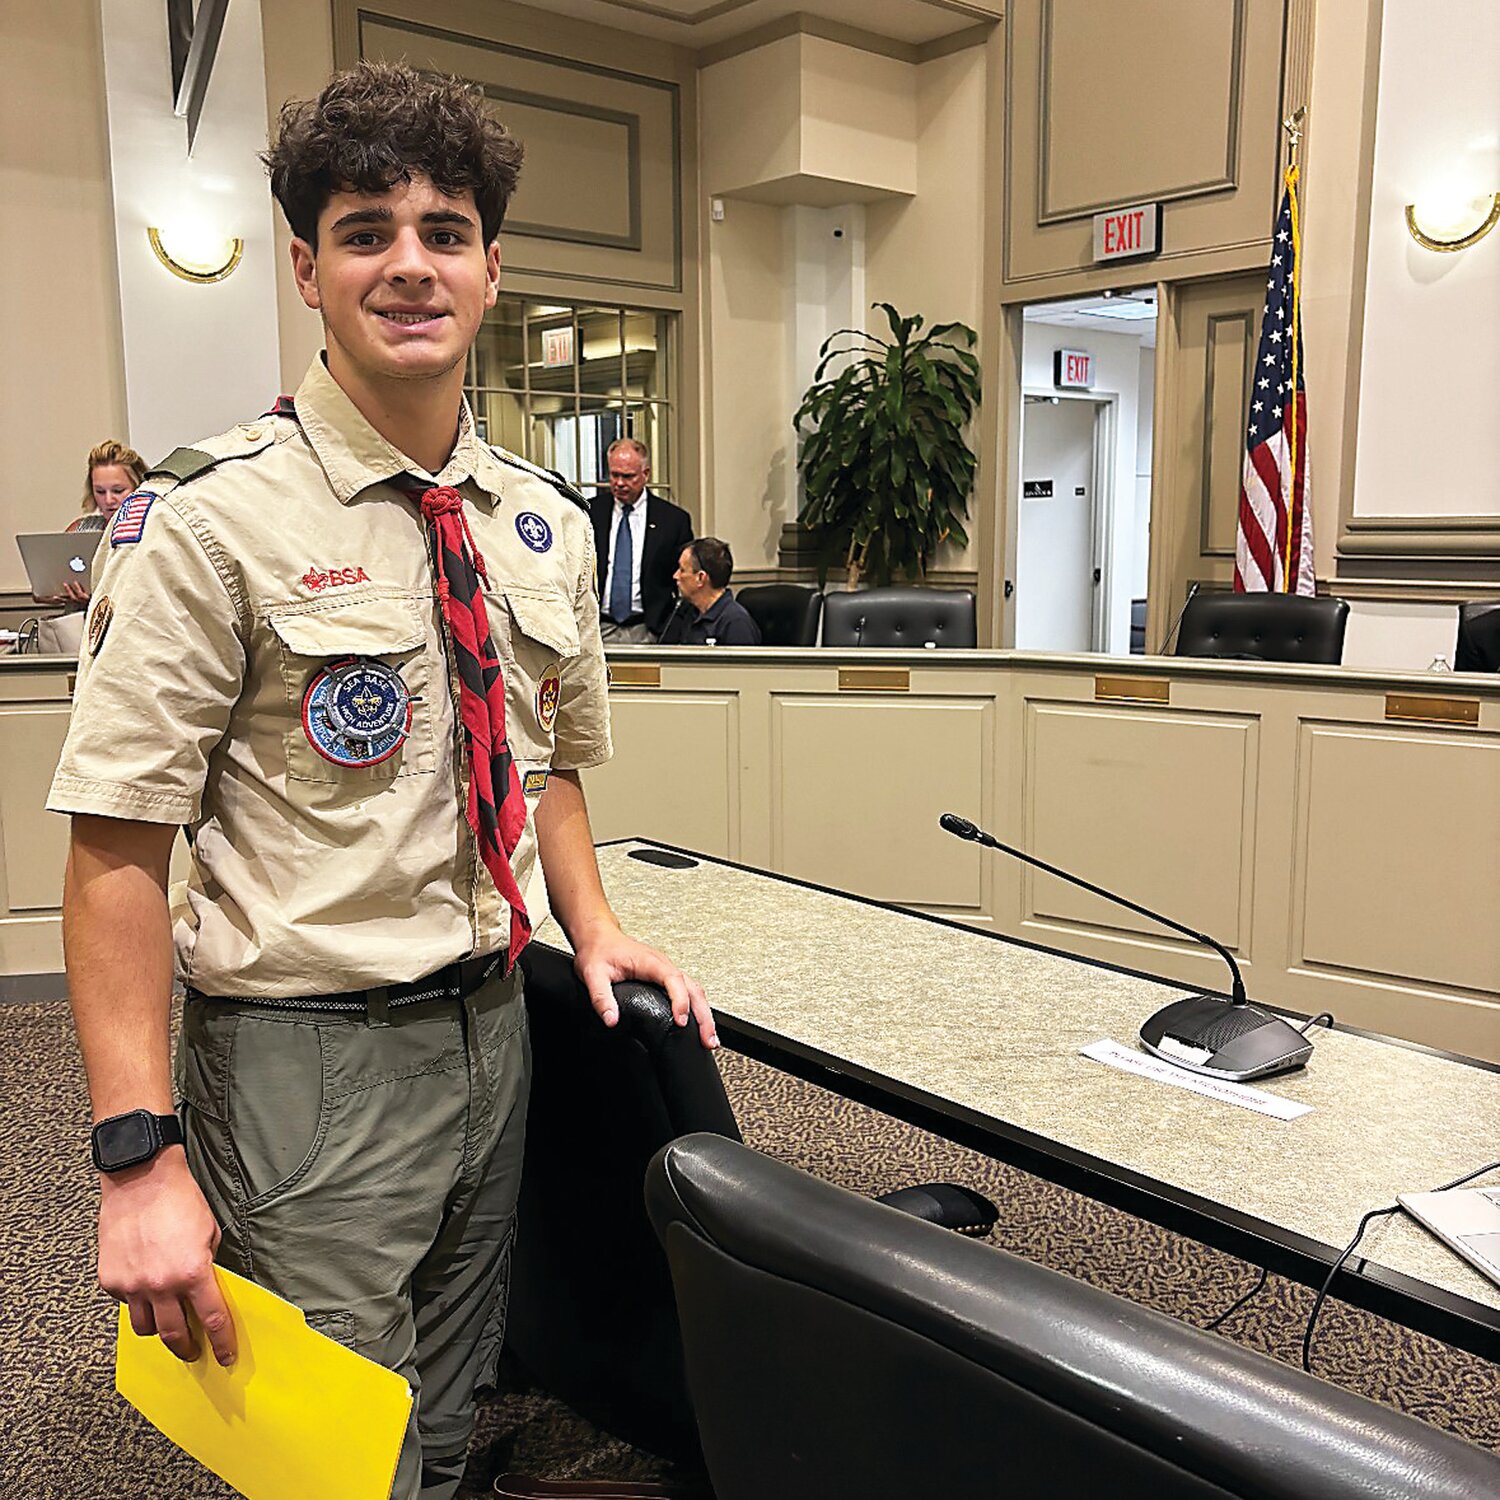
[48, 61, 716, 1500]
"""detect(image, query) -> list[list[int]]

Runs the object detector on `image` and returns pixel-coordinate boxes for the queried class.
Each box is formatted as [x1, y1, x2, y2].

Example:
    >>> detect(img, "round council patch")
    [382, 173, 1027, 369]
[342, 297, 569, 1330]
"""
[301, 657, 413, 768]
[87, 595, 113, 655]
[536, 666, 561, 732]
[515, 512, 553, 553]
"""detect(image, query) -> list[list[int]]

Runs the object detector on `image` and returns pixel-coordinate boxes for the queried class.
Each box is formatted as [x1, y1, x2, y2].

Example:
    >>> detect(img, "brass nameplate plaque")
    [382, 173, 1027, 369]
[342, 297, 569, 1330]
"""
[1384, 694, 1479, 727]
[838, 666, 910, 693]
[608, 663, 662, 689]
[1094, 675, 1170, 704]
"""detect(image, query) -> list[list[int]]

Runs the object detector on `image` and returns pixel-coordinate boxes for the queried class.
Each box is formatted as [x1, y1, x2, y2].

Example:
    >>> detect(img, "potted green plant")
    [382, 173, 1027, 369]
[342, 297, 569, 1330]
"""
[793, 302, 980, 587]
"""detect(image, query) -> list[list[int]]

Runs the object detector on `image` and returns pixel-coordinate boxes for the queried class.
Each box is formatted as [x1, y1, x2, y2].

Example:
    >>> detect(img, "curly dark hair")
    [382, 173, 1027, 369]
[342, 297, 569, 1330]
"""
[263, 60, 524, 247]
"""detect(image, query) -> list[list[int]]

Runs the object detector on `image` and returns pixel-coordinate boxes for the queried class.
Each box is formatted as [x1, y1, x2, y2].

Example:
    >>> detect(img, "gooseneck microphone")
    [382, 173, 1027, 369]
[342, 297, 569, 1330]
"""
[938, 813, 1245, 1000]
[657, 596, 690, 644]
[938, 813, 1314, 1082]
[1157, 580, 1201, 656]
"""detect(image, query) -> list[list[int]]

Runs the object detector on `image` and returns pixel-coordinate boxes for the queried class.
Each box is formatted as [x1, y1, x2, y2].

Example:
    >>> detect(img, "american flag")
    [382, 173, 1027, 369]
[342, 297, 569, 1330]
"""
[1235, 167, 1314, 594]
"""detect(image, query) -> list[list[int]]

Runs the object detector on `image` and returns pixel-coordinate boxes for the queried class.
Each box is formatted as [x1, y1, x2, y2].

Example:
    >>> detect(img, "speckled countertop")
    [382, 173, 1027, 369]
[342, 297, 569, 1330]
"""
[540, 840, 1500, 1315]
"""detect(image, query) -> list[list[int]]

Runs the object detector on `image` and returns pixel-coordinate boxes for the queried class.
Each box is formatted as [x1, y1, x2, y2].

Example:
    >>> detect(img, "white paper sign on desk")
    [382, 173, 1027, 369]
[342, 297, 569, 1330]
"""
[1080, 1039, 1314, 1121]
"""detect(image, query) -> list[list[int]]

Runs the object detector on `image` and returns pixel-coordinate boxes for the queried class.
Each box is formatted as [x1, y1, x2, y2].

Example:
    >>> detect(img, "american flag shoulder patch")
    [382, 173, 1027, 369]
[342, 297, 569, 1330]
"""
[110, 491, 157, 547]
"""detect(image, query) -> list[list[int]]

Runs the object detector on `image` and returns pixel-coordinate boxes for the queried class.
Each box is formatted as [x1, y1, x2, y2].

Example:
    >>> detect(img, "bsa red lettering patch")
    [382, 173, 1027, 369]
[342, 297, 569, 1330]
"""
[302, 566, 372, 592]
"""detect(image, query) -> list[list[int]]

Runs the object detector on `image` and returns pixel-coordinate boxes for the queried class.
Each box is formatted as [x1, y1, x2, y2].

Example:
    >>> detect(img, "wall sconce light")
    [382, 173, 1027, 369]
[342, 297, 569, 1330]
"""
[147, 224, 244, 283]
[1403, 191, 1500, 253]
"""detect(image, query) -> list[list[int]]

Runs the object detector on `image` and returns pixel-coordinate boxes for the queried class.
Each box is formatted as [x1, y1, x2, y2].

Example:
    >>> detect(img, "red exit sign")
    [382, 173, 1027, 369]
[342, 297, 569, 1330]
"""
[1092, 202, 1162, 262]
[1054, 349, 1094, 389]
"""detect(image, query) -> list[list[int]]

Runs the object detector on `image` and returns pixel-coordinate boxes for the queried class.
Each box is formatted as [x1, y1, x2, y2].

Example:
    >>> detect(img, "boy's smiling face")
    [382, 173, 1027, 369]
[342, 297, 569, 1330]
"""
[291, 172, 500, 389]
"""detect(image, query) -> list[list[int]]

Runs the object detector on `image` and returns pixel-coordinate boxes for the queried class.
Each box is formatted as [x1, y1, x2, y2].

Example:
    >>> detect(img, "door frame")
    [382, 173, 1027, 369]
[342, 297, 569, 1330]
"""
[1017, 387, 1117, 652]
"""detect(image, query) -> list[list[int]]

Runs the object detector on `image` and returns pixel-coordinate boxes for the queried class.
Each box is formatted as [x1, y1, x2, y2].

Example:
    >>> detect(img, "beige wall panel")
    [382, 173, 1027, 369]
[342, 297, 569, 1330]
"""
[771, 695, 993, 909]
[796, 36, 917, 198]
[0, 690, 71, 974]
[2, 0, 126, 590]
[703, 200, 790, 565]
[1041, 2, 1240, 219]
[1295, 725, 1500, 997]
[700, 36, 803, 196]
[489, 99, 635, 243]
[866, 46, 987, 335]
[0, 916, 65, 977]
[0, 704, 70, 914]
[1023, 702, 1257, 951]
[261, 0, 337, 394]
[1003, 0, 1285, 295]
[583, 693, 739, 855]
[1201, 306, 1255, 557]
[1150, 271, 1264, 616]
[357, 14, 683, 292]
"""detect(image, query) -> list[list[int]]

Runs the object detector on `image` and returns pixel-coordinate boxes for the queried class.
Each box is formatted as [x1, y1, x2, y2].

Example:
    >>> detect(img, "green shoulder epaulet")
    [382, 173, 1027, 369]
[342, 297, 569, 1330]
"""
[146, 419, 284, 491]
[150, 447, 219, 485]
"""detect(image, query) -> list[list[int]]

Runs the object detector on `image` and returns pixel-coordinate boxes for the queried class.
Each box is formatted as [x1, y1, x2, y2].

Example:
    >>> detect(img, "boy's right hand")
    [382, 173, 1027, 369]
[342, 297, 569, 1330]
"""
[97, 1149, 238, 1367]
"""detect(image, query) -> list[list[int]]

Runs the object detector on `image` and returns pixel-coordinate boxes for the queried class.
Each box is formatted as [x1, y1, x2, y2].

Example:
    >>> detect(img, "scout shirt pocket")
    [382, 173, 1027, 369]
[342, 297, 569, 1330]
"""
[490, 586, 580, 763]
[268, 595, 437, 786]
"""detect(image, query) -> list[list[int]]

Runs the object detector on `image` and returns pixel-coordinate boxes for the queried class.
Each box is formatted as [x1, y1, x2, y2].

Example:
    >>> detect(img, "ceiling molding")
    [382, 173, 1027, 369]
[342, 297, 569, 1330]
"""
[916, 21, 995, 62]
[696, 8, 993, 67]
[698, 12, 908, 65]
[572, 0, 999, 46]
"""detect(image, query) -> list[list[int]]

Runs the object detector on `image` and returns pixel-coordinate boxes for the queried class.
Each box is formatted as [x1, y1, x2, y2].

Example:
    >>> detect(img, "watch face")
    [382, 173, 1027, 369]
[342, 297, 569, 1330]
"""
[95, 1110, 157, 1170]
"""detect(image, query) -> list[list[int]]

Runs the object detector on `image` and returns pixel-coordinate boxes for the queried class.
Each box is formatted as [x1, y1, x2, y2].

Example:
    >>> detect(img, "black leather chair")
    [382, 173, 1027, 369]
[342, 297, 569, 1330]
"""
[1129, 597, 1147, 654]
[1455, 602, 1500, 672]
[508, 944, 996, 1462]
[1176, 591, 1348, 664]
[507, 942, 740, 1461]
[736, 584, 823, 646]
[822, 587, 977, 648]
[648, 1135, 1500, 1500]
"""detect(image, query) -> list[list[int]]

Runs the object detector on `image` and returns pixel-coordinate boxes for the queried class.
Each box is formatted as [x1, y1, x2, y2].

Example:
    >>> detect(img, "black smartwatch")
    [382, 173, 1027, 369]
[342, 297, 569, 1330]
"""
[90, 1109, 185, 1173]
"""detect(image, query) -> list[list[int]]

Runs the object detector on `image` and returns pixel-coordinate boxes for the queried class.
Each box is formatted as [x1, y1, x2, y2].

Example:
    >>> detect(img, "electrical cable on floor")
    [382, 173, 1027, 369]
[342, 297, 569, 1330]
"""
[1298, 1011, 1335, 1036]
[1301, 1157, 1500, 1372]
[1205, 1265, 1270, 1330]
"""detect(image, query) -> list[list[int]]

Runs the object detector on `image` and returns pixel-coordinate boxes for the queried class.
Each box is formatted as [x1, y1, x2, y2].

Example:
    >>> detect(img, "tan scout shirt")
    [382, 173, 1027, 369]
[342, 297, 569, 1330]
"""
[48, 357, 611, 997]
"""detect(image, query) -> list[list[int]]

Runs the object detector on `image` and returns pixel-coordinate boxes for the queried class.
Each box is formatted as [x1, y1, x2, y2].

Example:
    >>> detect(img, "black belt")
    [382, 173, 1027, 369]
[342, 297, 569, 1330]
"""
[187, 953, 506, 1013]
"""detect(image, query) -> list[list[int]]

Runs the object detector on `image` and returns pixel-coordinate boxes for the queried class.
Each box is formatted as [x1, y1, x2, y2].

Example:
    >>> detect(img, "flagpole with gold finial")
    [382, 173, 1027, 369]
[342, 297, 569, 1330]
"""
[1281, 107, 1306, 592]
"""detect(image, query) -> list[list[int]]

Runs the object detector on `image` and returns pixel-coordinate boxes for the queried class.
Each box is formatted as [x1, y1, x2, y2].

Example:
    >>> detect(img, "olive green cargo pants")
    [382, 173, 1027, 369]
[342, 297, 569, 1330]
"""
[177, 967, 530, 1500]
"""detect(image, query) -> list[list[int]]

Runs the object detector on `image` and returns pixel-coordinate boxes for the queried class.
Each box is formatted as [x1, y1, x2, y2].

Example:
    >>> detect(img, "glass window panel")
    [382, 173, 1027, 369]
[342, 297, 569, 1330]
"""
[619, 404, 668, 487]
[622, 312, 665, 400]
[579, 400, 626, 492]
[464, 295, 675, 501]
[577, 308, 626, 399]
[472, 302, 526, 392]
[474, 388, 527, 456]
[527, 391, 577, 483]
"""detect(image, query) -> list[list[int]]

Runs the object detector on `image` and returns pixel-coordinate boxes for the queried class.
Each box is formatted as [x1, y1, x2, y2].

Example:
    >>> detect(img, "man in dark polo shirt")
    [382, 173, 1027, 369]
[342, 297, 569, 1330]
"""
[658, 536, 762, 645]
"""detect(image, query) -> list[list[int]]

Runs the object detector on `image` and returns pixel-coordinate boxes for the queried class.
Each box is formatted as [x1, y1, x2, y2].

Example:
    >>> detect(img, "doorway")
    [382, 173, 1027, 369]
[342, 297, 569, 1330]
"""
[1015, 288, 1158, 654]
[1016, 396, 1107, 651]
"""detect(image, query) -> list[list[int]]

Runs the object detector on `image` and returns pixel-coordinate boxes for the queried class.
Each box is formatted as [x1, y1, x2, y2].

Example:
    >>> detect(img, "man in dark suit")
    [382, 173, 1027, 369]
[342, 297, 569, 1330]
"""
[590, 438, 693, 641]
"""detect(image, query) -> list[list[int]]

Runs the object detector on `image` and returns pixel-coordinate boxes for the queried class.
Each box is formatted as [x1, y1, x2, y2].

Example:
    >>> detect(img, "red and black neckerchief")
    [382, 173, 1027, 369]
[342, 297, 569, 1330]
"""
[409, 481, 531, 968]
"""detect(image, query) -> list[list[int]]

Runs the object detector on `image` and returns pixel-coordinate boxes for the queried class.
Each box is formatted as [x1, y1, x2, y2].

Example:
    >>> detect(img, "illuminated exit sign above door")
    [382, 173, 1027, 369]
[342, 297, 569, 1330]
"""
[1054, 349, 1094, 389]
[1092, 202, 1162, 262]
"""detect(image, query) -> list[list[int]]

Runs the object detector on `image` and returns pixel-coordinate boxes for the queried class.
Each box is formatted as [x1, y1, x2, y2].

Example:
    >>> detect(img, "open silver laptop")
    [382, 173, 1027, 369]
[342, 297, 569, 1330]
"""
[16, 531, 102, 597]
[1398, 1186, 1500, 1287]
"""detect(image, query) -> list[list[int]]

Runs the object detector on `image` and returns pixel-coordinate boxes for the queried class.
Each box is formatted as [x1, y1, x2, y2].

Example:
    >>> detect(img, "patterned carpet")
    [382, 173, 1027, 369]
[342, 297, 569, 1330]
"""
[2, 999, 1495, 1499]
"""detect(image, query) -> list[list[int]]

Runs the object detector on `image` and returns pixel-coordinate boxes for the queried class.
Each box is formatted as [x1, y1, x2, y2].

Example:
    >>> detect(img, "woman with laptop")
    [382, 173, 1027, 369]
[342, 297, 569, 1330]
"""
[31, 440, 144, 608]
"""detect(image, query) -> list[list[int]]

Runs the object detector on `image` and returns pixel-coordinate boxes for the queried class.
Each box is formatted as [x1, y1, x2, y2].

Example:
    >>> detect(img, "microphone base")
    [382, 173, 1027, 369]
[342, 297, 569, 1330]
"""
[1139, 993, 1313, 1082]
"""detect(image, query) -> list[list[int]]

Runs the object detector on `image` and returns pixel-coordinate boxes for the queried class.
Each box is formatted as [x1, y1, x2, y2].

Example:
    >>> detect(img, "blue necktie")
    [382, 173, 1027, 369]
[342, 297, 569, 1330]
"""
[609, 505, 634, 623]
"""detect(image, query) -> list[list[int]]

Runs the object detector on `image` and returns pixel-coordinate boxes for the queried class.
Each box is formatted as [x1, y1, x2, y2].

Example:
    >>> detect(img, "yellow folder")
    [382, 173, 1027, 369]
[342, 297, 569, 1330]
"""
[115, 1266, 412, 1500]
